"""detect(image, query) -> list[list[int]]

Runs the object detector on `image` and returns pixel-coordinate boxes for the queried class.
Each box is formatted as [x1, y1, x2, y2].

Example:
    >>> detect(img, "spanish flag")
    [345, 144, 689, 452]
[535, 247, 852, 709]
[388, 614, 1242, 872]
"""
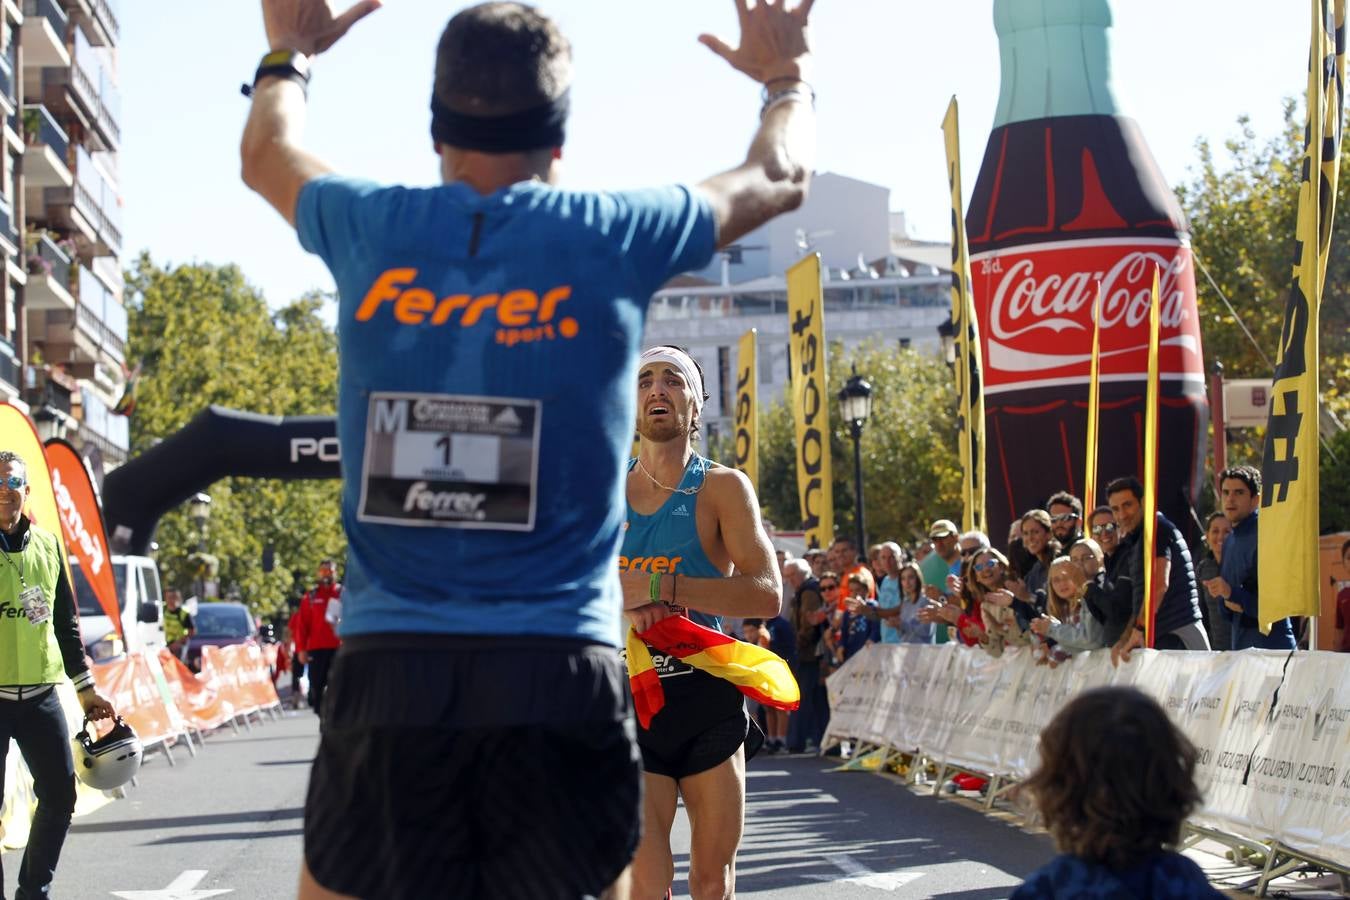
[625, 617, 800, 729]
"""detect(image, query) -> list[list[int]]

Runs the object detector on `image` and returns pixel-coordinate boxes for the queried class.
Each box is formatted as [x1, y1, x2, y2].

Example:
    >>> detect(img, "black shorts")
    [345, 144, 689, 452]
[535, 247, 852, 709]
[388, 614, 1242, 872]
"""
[304, 634, 641, 900]
[640, 710, 756, 780]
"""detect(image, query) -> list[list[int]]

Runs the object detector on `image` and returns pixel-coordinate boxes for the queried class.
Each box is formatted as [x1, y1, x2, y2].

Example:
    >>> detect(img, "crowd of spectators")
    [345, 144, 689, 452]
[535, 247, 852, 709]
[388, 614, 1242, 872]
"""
[747, 465, 1310, 754]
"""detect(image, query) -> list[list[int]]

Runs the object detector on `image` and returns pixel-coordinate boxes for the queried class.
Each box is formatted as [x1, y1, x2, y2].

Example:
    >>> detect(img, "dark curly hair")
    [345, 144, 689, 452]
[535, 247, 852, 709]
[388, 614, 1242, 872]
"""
[1023, 687, 1202, 870]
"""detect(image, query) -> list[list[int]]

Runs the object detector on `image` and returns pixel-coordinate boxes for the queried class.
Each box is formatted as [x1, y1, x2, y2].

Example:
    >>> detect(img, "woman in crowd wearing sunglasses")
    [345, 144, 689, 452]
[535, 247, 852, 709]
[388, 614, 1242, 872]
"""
[971, 548, 1031, 657]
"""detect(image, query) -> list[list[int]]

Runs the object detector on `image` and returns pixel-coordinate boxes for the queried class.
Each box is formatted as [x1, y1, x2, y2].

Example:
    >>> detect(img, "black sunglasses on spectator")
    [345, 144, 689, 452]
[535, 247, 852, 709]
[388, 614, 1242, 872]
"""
[1091, 523, 1116, 534]
[1051, 513, 1078, 523]
[959, 545, 979, 556]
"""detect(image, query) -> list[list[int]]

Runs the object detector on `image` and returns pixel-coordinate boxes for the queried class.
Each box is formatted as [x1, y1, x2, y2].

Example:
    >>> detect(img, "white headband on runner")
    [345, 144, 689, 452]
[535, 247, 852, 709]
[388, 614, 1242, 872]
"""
[639, 347, 704, 414]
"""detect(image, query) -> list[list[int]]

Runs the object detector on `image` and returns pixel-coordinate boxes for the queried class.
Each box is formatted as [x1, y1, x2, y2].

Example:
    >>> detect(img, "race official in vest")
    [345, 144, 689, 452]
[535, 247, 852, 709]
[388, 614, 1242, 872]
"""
[163, 586, 196, 661]
[0, 449, 115, 899]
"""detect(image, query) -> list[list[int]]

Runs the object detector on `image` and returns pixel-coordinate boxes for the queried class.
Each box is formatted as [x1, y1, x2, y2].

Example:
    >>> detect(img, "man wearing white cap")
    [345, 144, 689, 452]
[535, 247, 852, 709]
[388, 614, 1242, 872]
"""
[918, 519, 962, 642]
[620, 345, 782, 900]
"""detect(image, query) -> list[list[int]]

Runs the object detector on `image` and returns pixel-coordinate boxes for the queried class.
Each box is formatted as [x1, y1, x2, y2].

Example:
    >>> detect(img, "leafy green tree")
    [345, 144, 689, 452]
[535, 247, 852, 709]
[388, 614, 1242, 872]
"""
[124, 255, 345, 620]
[757, 340, 962, 550]
[1176, 103, 1350, 528]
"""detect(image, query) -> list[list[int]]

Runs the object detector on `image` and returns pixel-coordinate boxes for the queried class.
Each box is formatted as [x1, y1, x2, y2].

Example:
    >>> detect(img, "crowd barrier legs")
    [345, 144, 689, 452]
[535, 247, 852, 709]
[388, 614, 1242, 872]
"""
[821, 642, 1350, 892]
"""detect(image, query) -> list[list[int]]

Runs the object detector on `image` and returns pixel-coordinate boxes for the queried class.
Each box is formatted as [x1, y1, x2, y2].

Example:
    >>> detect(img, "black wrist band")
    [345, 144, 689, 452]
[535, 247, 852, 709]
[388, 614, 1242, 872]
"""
[242, 49, 311, 99]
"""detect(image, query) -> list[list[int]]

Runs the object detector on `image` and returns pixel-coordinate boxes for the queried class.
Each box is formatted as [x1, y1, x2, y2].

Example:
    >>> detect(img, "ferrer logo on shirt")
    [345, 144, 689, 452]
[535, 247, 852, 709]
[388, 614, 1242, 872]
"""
[619, 556, 682, 574]
[355, 268, 580, 348]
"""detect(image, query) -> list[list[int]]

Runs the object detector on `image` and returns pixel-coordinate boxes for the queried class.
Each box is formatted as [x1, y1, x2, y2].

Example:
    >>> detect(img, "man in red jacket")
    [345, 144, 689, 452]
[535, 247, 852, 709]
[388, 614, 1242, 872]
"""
[293, 559, 342, 716]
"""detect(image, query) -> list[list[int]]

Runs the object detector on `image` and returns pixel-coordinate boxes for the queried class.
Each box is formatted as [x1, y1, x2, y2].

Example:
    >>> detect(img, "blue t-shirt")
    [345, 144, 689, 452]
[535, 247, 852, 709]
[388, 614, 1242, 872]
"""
[877, 575, 902, 644]
[296, 176, 716, 646]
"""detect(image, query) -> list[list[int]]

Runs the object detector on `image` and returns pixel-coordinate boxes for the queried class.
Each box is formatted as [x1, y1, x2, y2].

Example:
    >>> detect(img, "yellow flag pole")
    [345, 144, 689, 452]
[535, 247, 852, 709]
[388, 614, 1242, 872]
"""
[1084, 282, 1102, 511]
[1142, 267, 1162, 649]
[943, 96, 987, 535]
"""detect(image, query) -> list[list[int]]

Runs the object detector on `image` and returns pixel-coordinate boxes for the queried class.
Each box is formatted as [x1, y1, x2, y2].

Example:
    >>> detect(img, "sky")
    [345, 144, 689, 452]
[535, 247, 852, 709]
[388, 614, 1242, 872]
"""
[115, 1, 1309, 309]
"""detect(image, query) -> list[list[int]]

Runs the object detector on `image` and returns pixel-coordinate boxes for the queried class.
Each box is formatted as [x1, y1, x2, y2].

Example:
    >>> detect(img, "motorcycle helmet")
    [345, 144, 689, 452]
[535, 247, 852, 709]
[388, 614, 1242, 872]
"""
[73, 716, 143, 790]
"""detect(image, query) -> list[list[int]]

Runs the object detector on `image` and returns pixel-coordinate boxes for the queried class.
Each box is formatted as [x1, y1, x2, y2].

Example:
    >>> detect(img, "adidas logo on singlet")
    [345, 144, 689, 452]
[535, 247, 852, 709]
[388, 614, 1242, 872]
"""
[672, 504, 690, 517]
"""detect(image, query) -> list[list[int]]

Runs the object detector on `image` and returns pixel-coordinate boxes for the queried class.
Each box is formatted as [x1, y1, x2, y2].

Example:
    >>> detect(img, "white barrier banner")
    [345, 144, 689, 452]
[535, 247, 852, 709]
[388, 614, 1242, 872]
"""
[824, 644, 1350, 869]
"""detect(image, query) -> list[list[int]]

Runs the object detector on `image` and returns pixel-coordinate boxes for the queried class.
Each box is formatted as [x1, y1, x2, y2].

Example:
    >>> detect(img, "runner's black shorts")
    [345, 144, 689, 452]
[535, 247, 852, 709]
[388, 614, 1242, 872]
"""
[637, 671, 761, 780]
[304, 633, 641, 900]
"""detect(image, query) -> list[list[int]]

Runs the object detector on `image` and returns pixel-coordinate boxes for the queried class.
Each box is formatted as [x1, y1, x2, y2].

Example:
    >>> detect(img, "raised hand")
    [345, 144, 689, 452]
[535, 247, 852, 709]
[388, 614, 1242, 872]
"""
[699, 0, 815, 85]
[262, 0, 383, 55]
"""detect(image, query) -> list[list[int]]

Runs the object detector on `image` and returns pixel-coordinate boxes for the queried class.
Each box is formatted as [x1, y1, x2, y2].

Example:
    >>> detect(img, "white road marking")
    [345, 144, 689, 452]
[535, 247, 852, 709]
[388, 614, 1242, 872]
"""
[110, 869, 233, 899]
[804, 853, 926, 891]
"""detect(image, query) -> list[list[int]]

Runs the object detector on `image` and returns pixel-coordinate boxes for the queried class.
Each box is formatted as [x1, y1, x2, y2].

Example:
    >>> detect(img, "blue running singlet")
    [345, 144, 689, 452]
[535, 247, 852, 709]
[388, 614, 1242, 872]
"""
[621, 455, 745, 734]
[296, 176, 716, 646]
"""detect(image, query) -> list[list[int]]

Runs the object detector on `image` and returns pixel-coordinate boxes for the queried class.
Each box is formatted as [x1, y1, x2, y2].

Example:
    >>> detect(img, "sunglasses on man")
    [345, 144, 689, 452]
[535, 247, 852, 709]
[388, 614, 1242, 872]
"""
[819, 582, 839, 591]
[1, 476, 26, 490]
[1051, 513, 1078, 524]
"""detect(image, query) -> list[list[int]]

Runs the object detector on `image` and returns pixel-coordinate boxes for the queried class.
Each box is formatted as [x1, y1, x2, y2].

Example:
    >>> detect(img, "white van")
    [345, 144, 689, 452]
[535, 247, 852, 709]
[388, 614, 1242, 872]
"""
[72, 555, 166, 661]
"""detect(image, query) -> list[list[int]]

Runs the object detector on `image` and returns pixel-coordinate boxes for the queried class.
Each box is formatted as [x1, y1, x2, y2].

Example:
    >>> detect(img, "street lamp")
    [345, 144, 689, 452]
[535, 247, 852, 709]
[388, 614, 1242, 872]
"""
[837, 366, 873, 555]
[936, 315, 957, 368]
[189, 493, 211, 601]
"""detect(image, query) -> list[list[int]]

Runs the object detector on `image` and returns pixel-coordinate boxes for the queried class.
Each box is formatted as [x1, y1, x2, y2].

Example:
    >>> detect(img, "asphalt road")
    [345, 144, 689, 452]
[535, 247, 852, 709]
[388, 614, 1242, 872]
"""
[4, 709, 1055, 899]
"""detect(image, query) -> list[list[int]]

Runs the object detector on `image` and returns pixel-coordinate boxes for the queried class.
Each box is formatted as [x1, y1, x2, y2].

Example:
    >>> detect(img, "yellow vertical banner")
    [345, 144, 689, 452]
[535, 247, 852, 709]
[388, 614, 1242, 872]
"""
[733, 328, 759, 493]
[1259, 0, 1346, 630]
[787, 254, 833, 550]
[942, 97, 987, 535]
[1142, 267, 1162, 648]
[1084, 283, 1103, 510]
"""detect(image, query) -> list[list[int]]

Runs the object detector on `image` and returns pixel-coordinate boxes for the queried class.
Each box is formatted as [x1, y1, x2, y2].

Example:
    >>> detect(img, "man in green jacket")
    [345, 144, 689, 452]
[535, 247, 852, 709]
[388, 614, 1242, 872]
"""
[0, 449, 115, 899]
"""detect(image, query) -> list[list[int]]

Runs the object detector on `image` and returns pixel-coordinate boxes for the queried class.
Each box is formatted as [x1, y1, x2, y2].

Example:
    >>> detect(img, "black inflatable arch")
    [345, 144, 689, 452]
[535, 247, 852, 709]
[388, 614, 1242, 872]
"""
[101, 406, 339, 556]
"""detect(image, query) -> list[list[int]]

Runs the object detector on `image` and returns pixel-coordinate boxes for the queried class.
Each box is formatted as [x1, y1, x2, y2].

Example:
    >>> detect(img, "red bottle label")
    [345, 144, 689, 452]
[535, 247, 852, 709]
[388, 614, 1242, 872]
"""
[970, 237, 1205, 393]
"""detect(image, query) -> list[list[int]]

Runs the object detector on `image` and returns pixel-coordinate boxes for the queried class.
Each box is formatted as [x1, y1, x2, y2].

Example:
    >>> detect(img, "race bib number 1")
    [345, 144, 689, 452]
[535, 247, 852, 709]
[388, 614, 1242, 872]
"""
[358, 392, 541, 531]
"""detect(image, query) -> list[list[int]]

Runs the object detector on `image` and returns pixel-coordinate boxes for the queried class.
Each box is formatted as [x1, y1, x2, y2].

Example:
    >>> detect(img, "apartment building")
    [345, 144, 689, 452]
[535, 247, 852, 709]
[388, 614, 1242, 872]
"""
[0, 0, 127, 466]
[643, 173, 954, 445]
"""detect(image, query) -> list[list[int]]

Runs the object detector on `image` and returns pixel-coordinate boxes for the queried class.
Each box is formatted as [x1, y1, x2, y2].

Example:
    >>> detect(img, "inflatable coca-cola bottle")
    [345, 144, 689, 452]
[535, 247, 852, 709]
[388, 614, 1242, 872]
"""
[967, 0, 1208, 541]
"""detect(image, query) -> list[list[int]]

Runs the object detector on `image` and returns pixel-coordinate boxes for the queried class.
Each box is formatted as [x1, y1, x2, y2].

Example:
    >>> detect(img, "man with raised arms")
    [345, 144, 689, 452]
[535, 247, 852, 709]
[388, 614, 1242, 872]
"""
[621, 346, 784, 900]
[241, 0, 815, 897]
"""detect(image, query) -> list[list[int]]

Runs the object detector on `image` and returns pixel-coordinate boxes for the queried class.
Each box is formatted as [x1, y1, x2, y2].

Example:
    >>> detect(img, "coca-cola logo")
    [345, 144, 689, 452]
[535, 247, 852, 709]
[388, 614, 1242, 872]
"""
[974, 243, 1204, 384]
[989, 251, 1190, 340]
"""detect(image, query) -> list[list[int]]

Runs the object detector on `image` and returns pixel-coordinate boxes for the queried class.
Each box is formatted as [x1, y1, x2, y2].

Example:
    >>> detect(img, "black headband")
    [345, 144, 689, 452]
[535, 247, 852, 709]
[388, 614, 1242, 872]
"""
[430, 89, 569, 153]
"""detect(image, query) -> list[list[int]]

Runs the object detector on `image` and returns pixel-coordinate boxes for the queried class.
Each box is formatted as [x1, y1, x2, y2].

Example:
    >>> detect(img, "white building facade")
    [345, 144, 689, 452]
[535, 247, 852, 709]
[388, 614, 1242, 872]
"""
[643, 172, 953, 443]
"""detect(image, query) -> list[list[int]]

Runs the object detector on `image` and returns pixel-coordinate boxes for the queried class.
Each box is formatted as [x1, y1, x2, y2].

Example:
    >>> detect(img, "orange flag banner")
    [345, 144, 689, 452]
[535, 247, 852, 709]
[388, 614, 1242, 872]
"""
[625, 616, 800, 729]
[44, 439, 120, 633]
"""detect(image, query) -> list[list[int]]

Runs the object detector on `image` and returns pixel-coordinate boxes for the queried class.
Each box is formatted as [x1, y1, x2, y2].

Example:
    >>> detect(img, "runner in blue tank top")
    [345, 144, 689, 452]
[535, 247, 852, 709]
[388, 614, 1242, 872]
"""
[621, 346, 783, 900]
[242, 1, 816, 897]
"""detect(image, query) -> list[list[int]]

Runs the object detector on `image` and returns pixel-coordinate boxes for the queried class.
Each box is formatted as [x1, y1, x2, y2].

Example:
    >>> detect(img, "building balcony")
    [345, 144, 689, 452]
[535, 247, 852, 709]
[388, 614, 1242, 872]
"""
[28, 301, 124, 378]
[0, 334, 21, 396]
[0, 198, 20, 257]
[61, 0, 117, 48]
[24, 233, 76, 311]
[21, 0, 72, 68]
[21, 105, 73, 188]
[39, 61, 117, 152]
[40, 184, 99, 247]
[0, 55, 15, 114]
[23, 364, 77, 420]
[41, 174, 120, 258]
